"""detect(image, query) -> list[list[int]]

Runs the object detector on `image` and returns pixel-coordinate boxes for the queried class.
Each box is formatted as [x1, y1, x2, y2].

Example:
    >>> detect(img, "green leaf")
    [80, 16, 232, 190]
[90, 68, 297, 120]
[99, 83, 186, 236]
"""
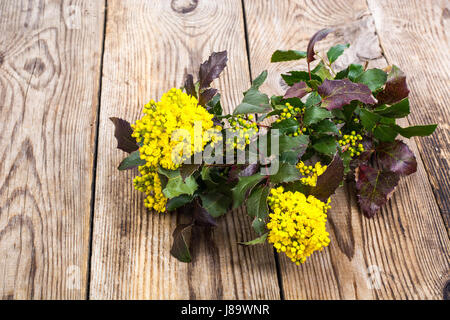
[179, 164, 200, 181]
[348, 64, 364, 81]
[282, 71, 321, 86]
[251, 70, 268, 89]
[234, 88, 271, 114]
[305, 92, 322, 107]
[272, 118, 299, 135]
[373, 125, 398, 142]
[207, 93, 222, 116]
[374, 98, 410, 118]
[170, 223, 193, 262]
[360, 108, 380, 131]
[118, 150, 146, 170]
[312, 136, 338, 156]
[393, 124, 437, 138]
[314, 119, 339, 135]
[199, 192, 232, 218]
[158, 168, 198, 198]
[271, 50, 307, 62]
[270, 162, 301, 184]
[304, 106, 332, 125]
[231, 174, 265, 208]
[355, 68, 387, 92]
[166, 195, 194, 211]
[327, 43, 350, 64]
[311, 61, 333, 80]
[356, 165, 400, 218]
[239, 233, 268, 245]
[279, 134, 309, 164]
[247, 185, 271, 235]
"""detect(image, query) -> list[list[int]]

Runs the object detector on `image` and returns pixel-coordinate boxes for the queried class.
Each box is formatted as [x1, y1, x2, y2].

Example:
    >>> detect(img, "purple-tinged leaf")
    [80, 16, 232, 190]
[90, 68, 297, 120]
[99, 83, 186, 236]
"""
[318, 79, 377, 110]
[376, 140, 417, 176]
[307, 28, 334, 63]
[309, 154, 344, 202]
[184, 74, 196, 98]
[180, 164, 200, 181]
[199, 51, 228, 89]
[356, 165, 400, 218]
[110, 117, 139, 153]
[198, 88, 218, 106]
[170, 223, 193, 263]
[194, 202, 218, 227]
[283, 81, 310, 99]
[376, 65, 410, 105]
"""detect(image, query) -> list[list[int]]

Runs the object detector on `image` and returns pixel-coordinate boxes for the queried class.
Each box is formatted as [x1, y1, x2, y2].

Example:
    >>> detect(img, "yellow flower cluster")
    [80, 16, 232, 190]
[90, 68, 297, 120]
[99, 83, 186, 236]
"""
[338, 130, 364, 157]
[131, 88, 217, 212]
[296, 161, 327, 187]
[275, 102, 306, 137]
[226, 114, 258, 150]
[267, 187, 331, 265]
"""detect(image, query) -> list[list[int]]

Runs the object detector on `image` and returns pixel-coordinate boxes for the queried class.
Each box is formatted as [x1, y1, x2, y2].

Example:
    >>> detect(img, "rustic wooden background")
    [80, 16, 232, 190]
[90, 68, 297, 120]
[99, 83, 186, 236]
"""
[0, 0, 449, 300]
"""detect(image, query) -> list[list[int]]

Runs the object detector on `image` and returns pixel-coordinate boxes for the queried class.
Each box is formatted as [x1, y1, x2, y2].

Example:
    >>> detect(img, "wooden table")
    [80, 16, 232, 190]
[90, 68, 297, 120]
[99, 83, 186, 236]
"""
[0, 0, 448, 300]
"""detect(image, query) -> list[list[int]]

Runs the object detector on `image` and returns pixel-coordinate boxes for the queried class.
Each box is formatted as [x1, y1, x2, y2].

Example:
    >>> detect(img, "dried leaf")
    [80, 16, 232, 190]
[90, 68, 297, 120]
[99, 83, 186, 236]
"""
[318, 79, 377, 110]
[110, 117, 139, 153]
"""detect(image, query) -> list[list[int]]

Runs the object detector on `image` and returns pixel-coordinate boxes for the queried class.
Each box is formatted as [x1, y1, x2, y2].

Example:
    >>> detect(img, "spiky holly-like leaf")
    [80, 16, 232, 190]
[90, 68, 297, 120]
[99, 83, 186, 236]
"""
[308, 154, 344, 202]
[356, 165, 400, 217]
[377, 140, 417, 176]
[184, 74, 196, 98]
[199, 51, 228, 89]
[271, 50, 307, 62]
[376, 65, 410, 105]
[318, 79, 377, 110]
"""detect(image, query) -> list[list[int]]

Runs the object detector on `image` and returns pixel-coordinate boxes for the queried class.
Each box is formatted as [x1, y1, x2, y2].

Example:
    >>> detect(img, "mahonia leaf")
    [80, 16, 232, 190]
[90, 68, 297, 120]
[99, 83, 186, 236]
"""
[110, 117, 139, 153]
[198, 51, 228, 89]
[279, 134, 309, 164]
[303, 105, 332, 125]
[193, 201, 218, 227]
[376, 140, 417, 176]
[166, 195, 194, 211]
[198, 88, 218, 106]
[270, 162, 301, 184]
[239, 233, 268, 245]
[249, 70, 268, 90]
[307, 28, 334, 63]
[184, 74, 196, 98]
[356, 165, 400, 218]
[376, 65, 410, 105]
[308, 154, 344, 202]
[283, 81, 311, 99]
[318, 79, 377, 110]
[118, 150, 146, 170]
[247, 185, 271, 235]
[327, 43, 350, 64]
[393, 124, 437, 138]
[158, 168, 198, 198]
[170, 223, 193, 263]
[374, 98, 410, 118]
[312, 136, 338, 156]
[271, 50, 307, 62]
[231, 174, 265, 208]
[282, 71, 322, 85]
[355, 68, 388, 92]
[199, 192, 231, 218]
[179, 164, 200, 181]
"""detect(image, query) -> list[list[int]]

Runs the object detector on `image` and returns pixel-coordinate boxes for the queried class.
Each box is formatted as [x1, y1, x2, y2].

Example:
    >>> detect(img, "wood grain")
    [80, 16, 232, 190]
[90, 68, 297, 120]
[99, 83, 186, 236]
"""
[89, 0, 280, 299]
[367, 0, 450, 230]
[0, 0, 105, 299]
[244, 0, 450, 299]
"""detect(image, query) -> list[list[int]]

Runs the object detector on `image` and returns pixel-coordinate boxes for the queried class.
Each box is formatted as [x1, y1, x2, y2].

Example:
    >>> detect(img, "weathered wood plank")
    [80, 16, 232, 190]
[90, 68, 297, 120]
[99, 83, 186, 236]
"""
[89, 0, 280, 299]
[367, 0, 450, 230]
[243, 0, 450, 299]
[0, 0, 105, 299]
